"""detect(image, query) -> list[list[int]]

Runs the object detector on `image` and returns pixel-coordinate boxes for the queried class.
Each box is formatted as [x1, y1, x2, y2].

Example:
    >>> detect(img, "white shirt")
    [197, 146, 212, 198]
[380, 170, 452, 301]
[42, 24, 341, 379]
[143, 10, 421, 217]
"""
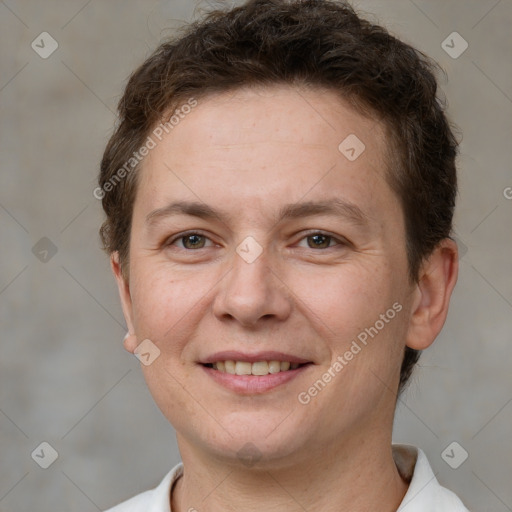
[104, 444, 469, 511]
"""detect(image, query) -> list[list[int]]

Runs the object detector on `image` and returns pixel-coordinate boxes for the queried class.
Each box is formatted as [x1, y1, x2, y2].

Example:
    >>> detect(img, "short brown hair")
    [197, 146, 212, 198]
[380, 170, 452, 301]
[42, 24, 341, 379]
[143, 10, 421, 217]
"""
[98, 0, 459, 393]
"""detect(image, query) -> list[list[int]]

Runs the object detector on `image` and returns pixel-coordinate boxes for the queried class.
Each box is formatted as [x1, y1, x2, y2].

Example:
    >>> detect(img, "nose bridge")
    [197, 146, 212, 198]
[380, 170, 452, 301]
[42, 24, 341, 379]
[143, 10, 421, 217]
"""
[212, 236, 291, 326]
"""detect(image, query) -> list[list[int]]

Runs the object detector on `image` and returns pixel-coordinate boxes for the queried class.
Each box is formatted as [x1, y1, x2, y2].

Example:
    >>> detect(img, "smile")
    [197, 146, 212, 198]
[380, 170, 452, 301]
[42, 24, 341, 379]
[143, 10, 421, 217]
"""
[201, 361, 313, 394]
[206, 360, 302, 375]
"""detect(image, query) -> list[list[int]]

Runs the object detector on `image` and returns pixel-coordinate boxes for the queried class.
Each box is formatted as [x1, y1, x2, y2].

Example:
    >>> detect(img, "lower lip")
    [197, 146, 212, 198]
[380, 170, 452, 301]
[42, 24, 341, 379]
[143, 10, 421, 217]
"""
[201, 364, 311, 394]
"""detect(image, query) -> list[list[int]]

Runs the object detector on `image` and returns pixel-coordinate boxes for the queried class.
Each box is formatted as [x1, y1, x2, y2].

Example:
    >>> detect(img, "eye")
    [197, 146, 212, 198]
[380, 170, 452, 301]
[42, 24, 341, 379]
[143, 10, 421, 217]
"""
[297, 232, 345, 249]
[165, 230, 347, 251]
[167, 232, 215, 250]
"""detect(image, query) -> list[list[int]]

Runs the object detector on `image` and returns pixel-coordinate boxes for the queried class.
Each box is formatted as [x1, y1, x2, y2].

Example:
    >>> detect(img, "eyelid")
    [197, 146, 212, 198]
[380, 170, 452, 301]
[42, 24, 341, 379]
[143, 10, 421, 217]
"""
[294, 230, 349, 248]
[165, 230, 216, 249]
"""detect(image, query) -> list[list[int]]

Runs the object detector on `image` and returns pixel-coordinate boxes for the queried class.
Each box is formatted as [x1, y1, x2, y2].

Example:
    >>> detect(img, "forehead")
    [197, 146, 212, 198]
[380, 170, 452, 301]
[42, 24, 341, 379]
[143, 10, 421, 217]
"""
[150, 85, 387, 163]
[134, 84, 397, 229]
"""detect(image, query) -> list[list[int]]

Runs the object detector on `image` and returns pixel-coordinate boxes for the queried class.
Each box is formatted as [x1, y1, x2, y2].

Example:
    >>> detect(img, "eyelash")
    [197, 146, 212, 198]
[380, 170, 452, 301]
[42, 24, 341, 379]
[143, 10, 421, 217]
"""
[165, 230, 348, 251]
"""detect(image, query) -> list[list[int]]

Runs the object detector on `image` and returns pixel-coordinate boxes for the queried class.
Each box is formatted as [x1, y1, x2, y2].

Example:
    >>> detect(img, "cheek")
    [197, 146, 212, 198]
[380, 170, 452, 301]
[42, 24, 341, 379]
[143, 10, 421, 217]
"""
[292, 261, 397, 340]
[299, 264, 406, 403]
[129, 262, 212, 345]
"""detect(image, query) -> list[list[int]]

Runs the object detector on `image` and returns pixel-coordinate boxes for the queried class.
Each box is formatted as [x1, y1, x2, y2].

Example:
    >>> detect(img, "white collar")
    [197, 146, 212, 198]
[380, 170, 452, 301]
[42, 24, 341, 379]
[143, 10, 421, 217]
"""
[105, 444, 469, 511]
[394, 444, 469, 511]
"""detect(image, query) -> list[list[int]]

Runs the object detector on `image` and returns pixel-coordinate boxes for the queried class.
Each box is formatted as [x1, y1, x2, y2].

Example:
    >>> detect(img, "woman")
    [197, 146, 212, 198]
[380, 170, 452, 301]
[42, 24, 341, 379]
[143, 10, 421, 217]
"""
[98, 1, 467, 510]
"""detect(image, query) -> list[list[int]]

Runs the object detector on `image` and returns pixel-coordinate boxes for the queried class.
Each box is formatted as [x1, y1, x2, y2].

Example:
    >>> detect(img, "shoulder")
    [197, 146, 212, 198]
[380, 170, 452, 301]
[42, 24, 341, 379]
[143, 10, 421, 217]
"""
[103, 463, 183, 512]
[393, 444, 470, 511]
[104, 488, 154, 512]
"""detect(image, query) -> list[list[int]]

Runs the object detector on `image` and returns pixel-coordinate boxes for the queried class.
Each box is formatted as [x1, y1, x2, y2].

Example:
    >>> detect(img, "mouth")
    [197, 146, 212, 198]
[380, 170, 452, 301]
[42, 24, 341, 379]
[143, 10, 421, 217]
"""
[199, 352, 314, 394]
[203, 360, 310, 376]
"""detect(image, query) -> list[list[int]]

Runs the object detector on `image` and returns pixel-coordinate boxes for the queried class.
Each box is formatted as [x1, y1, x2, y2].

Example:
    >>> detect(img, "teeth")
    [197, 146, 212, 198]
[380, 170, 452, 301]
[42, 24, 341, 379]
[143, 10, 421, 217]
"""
[211, 359, 303, 375]
[251, 361, 269, 375]
[235, 361, 252, 375]
[280, 361, 290, 371]
[224, 360, 236, 374]
[269, 361, 281, 374]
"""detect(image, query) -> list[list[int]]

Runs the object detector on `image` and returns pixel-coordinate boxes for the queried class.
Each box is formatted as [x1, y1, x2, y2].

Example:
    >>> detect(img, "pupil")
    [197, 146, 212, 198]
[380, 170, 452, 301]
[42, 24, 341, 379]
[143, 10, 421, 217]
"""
[185, 234, 204, 248]
[309, 234, 329, 248]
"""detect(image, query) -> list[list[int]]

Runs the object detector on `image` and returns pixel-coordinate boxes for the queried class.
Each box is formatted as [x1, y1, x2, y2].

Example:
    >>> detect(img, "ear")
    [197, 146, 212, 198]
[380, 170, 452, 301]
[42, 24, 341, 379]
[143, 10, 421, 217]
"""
[405, 238, 459, 350]
[111, 251, 138, 353]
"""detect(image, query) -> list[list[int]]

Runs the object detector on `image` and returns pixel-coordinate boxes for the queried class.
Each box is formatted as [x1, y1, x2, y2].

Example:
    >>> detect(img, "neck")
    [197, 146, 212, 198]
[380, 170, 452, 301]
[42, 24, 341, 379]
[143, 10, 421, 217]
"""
[172, 433, 408, 512]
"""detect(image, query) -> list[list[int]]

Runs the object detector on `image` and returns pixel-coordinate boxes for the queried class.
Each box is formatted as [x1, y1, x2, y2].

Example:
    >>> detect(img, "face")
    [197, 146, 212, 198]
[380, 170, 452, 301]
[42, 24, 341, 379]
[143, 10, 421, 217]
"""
[115, 85, 419, 467]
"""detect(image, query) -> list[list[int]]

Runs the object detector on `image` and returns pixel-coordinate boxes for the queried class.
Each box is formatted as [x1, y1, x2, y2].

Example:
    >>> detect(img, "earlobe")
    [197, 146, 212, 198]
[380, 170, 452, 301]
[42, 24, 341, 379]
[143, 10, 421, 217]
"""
[110, 251, 137, 351]
[405, 238, 459, 351]
[123, 332, 138, 353]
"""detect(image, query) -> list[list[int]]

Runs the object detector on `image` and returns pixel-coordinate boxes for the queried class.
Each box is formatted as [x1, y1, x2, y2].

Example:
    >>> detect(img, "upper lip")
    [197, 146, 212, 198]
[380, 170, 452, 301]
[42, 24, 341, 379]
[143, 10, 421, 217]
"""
[200, 351, 312, 364]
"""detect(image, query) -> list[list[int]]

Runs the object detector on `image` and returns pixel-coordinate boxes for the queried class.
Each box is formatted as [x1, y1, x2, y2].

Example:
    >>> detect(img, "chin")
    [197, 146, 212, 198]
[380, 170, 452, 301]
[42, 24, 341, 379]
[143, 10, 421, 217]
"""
[192, 417, 314, 469]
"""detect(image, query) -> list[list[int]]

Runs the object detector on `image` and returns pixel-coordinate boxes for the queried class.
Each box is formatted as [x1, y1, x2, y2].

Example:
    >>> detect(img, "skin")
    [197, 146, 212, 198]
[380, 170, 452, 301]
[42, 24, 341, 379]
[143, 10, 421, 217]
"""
[111, 84, 458, 511]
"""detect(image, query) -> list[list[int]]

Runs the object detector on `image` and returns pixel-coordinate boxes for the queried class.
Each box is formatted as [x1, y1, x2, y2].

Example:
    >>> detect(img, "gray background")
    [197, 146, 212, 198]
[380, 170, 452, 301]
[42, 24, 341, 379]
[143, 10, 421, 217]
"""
[1, 0, 511, 510]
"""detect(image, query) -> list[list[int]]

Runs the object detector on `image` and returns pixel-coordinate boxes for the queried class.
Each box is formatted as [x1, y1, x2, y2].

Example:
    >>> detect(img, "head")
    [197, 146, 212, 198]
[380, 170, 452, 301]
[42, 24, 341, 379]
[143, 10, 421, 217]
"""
[98, 0, 458, 465]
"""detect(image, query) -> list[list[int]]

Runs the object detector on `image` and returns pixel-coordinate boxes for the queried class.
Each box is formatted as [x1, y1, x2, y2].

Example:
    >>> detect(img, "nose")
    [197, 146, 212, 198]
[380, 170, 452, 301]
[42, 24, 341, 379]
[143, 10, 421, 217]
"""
[212, 242, 292, 328]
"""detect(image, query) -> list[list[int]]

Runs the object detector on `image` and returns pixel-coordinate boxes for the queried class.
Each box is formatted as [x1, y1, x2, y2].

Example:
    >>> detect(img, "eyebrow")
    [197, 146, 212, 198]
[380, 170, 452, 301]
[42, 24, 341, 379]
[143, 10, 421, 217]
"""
[145, 198, 370, 228]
